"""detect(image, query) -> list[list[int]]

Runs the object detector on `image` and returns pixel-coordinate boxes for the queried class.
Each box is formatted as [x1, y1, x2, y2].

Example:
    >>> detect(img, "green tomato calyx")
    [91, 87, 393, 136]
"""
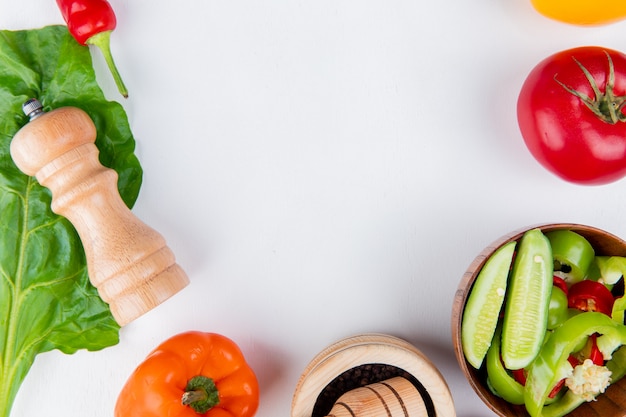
[554, 51, 626, 125]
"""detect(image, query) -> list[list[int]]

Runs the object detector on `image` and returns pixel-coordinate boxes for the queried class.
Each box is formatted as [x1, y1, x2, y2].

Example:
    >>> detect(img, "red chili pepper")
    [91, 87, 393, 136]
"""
[512, 354, 587, 399]
[545, 355, 581, 398]
[544, 334, 606, 399]
[512, 365, 568, 399]
[568, 280, 615, 316]
[585, 334, 605, 366]
[553, 276, 568, 295]
[56, 0, 128, 97]
[512, 367, 527, 385]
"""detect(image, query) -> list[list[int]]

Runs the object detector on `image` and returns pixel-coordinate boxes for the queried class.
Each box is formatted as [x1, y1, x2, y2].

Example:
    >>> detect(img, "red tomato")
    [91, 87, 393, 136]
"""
[517, 46, 626, 185]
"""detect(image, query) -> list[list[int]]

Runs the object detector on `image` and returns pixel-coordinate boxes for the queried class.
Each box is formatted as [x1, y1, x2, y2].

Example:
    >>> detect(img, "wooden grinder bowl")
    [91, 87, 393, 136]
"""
[291, 334, 456, 417]
[451, 223, 626, 417]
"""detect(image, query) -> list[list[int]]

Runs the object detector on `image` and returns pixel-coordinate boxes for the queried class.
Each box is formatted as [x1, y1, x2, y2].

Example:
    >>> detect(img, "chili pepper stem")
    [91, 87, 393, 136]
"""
[86, 30, 128, 98]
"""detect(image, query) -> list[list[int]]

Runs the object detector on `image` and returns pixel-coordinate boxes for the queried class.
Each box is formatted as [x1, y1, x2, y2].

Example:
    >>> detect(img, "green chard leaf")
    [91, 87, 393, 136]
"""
[0, 25, 142, 416]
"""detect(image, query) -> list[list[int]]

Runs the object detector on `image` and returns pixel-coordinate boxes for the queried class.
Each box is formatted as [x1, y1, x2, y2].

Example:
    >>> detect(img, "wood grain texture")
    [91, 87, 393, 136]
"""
[325, 376, 426, 417]
[451, 223, 626, 417]
[10, 106, 189, 326]
[291, 333, 456, 417]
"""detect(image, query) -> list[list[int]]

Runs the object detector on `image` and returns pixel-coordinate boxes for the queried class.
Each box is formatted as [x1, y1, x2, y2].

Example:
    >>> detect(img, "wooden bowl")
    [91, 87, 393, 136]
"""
[451, 223, 626, 417]
[291, 334, 456, 417]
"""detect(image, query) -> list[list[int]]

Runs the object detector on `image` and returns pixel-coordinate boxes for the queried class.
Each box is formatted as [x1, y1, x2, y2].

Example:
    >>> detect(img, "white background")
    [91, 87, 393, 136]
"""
[3, 1, 626, 416]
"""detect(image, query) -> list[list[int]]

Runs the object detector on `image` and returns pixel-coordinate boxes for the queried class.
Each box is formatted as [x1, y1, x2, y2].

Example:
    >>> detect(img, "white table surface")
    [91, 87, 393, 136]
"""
[4, 1, 626, 416]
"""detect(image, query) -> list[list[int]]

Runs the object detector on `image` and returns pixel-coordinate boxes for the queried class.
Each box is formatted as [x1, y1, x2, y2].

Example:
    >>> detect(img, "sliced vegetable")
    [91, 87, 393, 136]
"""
[613, 296, 626, 323]
[502, 229, 553, 370]
[548, 286, 569, 330]
[115, 331, 260, 417]
[607, 345, 626, 380]
[546, 230, 595, 285]
[512, 354, 581, 400]
[552, 276, 568, 295]
[462, 241, 516, 369]
[486, 325, 525, 405]
[524, 312, 626, 417]
[547, 356, 581, 400]
[568, 280, 615, 316]
[594, 256, 626, 286]
[0, 25, 141, 417]
[56, 0, 128, 97]
[587, 334, 605, 366]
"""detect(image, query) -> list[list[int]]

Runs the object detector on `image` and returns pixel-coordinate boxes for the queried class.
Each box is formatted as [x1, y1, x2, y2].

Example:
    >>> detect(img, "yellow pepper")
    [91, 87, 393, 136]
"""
[531, 0, 626, 26]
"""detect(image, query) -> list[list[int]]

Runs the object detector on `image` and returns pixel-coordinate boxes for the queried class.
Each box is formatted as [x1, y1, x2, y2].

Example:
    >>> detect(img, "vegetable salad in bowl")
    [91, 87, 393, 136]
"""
[452, 224, 626, 417]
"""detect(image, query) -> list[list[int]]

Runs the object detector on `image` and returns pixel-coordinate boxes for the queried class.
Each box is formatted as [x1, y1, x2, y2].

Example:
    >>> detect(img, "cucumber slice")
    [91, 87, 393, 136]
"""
[462, 241, 516, 369]
[502, 228, 553, 370]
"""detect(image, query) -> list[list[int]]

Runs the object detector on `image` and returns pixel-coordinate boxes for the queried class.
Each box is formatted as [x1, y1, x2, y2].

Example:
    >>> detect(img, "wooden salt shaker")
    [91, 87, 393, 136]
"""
[292, 334, 456, 417]
[10, 99, 189, 326]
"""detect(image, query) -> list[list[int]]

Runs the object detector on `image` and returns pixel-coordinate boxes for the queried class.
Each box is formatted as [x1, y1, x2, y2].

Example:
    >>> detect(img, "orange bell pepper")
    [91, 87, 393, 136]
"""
[114, 331, 259, 417]
[530, 0, 626, 26]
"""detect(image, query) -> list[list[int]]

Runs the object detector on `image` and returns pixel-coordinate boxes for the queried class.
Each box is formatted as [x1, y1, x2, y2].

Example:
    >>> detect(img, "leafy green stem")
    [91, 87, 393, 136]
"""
[0, 177, 31, 417]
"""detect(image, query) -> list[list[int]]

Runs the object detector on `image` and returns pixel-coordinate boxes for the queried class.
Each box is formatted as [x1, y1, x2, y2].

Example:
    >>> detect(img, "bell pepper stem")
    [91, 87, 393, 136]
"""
[86, 30, 128, 98]
[182, 390, 207, 404]
[182, 375, 220, 414]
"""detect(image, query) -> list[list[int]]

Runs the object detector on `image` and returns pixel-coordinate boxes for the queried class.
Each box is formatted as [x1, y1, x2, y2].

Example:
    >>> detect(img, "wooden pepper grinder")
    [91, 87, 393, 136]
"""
[10, 99, 190, 326]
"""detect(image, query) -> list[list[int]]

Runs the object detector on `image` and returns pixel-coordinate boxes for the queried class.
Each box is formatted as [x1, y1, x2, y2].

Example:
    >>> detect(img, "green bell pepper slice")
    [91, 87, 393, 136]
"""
[595, 255, 626, 286]
[545, 230, 595, 285]
[524, 312, 626, 417]
[486, 325, 525, 404]
[537, 345, 626, 417]
[613, 296, 626, 324]
[547, 287, 569, 330]
[607, 344, 626, 379]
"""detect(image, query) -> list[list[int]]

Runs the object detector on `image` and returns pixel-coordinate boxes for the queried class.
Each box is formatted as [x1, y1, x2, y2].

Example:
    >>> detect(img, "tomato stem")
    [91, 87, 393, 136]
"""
[554, 51, 626, 125]
[182, 375, 220, 414]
